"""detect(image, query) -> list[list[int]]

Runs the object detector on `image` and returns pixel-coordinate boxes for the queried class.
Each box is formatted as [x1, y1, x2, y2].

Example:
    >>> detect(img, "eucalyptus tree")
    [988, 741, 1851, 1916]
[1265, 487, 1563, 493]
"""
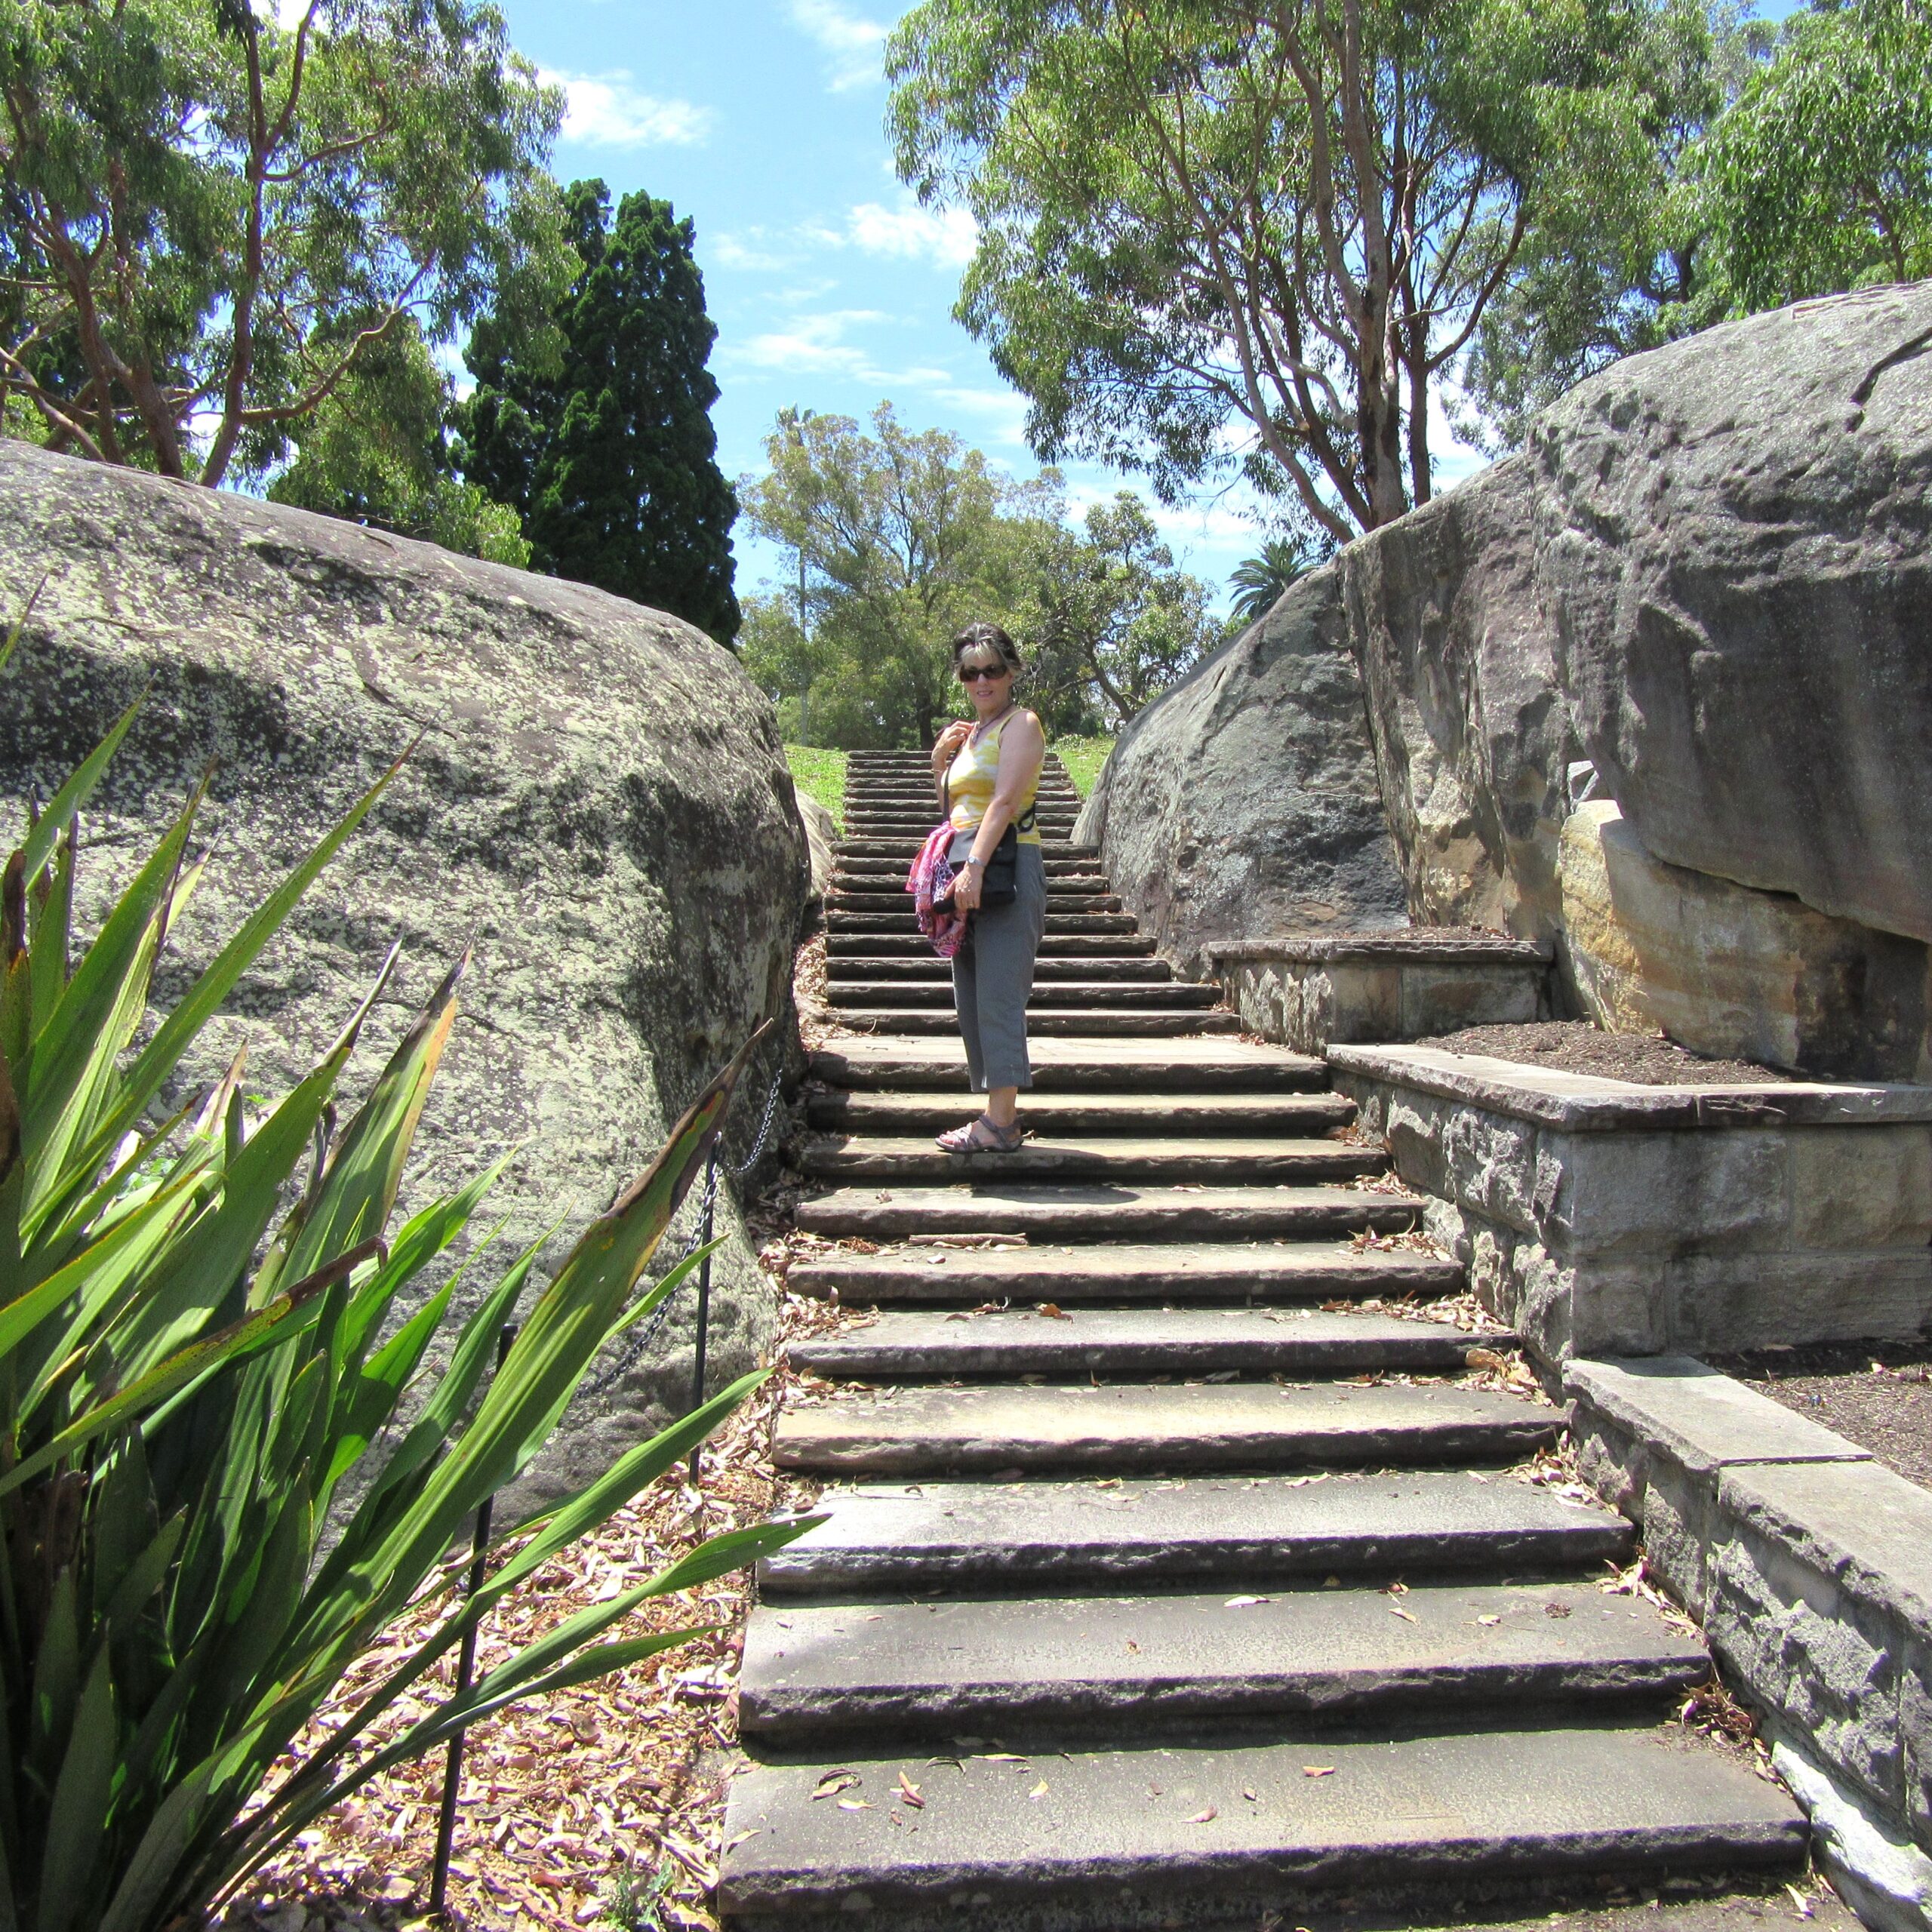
[0, 0, 572, 485]
[888, 0, 1710, 534]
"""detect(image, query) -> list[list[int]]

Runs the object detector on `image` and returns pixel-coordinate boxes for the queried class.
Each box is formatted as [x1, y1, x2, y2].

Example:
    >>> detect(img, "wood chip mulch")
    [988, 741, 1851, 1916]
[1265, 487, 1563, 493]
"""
[220, 1284, 851, 1932]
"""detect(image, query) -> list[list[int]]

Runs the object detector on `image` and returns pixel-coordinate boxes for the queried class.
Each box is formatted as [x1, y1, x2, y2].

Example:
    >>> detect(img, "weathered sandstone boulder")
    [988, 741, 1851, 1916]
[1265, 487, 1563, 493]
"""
[1534, 281, 1932, 946]
[0, 442, 810, 1505]
[798, 790, 838, 900]
[1559, 802, 1930, 1081]
[1072, 565, 1407, 977]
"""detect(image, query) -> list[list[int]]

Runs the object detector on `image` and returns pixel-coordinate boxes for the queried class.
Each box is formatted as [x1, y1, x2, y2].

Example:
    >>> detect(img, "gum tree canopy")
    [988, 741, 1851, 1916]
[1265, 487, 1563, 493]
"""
[0, 0, 571, 486]
[888, 0, 1709, 534]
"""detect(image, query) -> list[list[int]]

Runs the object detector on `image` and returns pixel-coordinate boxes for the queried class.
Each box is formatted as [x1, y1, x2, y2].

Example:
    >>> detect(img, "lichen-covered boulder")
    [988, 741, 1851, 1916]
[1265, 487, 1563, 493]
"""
[1534, 280, 1932, 947]
[1073, 565, 1407, 977]
[0, 441, 809, 1506]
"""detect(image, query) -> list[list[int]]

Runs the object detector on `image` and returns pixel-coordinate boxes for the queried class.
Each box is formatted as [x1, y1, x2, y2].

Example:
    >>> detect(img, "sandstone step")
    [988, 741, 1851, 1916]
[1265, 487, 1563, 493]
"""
[737, 1580, 1710, 1744]
[788, 1240, 1461, 1307]
[788, 1309, 1478, 1380]
[825, 980, 1217, 1011]
[797, 1182, 1421, 1241]
[834, 856, 1102, 879]
[800, 1134, 1383, 1186]
[758, 1469, 1635, 1597]
[811, 1037, 1326, 1092]
[826, 932, 1154, 958]
[716, 1724, 1805, 1921]
[826, 909, 1139, 934]
[804, 1090, 1349, 1133]
[823, 955, 1171, 984]
[835, 891, 1121, 915]
[826, 1008, 1239, 1036]
[837, 839, 1100, 863]
[844, 826, 1080, 844]
[771, 1381, 1561, 1477]
[849, 789, 1082, 808]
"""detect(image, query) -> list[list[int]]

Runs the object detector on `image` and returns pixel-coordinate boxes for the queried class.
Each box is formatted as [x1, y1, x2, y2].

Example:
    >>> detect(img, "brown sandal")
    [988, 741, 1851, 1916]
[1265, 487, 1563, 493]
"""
[936, 1114, 1025, 1154]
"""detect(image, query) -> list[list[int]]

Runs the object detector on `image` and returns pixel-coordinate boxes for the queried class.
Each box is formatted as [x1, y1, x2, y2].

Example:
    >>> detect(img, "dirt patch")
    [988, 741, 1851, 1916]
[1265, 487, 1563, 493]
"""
[1421, 1021, 1793, 1087]
[1708, 1341, 1932, 1491]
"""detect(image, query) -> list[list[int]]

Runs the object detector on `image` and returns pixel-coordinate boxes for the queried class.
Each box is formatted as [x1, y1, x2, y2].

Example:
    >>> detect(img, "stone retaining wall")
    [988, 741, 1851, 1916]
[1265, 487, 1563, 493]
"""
[1328, 1046, 1932, 1362]
[1567, 1357, 1932, 1932]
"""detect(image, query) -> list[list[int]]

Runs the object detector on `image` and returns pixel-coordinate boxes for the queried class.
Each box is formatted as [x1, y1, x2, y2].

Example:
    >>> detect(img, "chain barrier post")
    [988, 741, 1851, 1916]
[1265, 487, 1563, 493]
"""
[688, 1144, 719, 1486]
[429, 1321, 516, 1918]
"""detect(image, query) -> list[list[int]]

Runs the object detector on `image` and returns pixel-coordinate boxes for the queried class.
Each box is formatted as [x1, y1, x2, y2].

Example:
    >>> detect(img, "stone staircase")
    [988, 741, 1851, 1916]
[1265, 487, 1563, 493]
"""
[718, 750, 1806, 1928]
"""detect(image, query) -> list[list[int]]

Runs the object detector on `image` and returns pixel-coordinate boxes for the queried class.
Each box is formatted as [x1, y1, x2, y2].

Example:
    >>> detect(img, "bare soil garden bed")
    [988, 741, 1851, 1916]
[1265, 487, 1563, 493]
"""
[1706, 1341, 1932, 1491]
[1420, 1021, 1794, 1088]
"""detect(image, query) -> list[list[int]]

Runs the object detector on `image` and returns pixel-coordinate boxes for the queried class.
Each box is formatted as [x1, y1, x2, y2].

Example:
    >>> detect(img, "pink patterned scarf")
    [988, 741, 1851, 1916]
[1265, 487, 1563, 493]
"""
[906, 823, 965, 959]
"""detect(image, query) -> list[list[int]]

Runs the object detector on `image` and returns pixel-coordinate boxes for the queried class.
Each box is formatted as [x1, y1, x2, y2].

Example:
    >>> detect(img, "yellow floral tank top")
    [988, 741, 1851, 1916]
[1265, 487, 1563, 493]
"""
[946, 712, 1041, 845]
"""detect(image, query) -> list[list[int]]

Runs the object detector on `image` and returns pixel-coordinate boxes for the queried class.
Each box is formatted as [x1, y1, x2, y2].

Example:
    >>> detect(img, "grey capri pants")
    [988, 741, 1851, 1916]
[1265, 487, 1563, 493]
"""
[952, 841, 1048, 1091]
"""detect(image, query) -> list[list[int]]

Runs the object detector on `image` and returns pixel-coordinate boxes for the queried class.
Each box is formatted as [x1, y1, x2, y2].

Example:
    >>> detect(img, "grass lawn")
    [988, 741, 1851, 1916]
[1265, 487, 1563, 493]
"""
[784, 744, 846, 830]
[1050, 736, 1115, 798]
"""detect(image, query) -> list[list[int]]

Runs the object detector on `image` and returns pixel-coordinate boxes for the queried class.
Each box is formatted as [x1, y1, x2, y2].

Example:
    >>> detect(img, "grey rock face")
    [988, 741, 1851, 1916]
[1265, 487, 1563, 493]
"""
[0, 442, 809, 1507]
[1073, 565, 1407, 977]
[1533, 281, 1932, 946]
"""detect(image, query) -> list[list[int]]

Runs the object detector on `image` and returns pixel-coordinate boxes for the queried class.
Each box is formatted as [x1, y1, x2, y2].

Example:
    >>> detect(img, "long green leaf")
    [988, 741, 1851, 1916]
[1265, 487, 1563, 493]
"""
[20, 688, 146, 884]
[38, 1647, 116, 1932]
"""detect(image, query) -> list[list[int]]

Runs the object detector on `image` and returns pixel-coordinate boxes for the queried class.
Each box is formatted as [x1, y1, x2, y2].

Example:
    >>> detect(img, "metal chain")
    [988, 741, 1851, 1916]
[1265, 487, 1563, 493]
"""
[579, 1069, 786, 1400]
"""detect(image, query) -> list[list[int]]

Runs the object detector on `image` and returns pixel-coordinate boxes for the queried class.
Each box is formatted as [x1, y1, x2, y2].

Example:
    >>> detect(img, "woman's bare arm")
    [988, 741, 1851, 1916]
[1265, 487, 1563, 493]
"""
[970, 711, 1046, 865]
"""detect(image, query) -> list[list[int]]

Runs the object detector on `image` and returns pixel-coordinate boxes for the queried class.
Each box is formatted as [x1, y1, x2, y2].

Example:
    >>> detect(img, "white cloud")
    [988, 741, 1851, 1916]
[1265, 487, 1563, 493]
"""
[786, 0, 889, 91]
[540, 69, 713, 149]
[712, 229, 804, 273]
[726, 309, 895, 380]
[844, 199, 977, 268]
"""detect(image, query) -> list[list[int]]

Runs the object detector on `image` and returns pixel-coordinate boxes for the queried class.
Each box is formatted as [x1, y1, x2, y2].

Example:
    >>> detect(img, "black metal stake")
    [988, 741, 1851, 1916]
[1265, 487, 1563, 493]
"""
[429, 1321, 516, 1918]
[688, 1145, 719, 1485]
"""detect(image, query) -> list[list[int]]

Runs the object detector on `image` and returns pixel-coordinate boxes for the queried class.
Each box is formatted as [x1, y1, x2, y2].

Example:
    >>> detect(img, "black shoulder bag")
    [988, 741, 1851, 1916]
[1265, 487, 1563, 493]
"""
[941, 770, 1035, 912]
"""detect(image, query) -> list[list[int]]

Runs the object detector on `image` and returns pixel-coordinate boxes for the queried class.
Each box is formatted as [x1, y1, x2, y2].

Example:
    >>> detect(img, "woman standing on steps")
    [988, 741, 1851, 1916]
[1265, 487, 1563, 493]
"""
[931, 622, 1047, 1154]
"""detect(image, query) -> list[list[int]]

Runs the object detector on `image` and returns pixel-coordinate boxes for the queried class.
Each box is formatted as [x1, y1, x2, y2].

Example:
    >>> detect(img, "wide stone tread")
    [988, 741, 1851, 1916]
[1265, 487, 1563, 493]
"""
[788, 1240, 1462, 1306]
[796, 1182, 1422, 1241]
[835, 858, 1102, 880]
[737, 1581, 1710, 1743]
[838, 839, 1099, 862]
[804, 1090, 1351, 1133]
[826, 933, 1155, 958]
[789, 1309, 1478, 1380]
[758, 1469, 1635, 1596]
[811, 1038, 1325, 1092]
[800, 1134, 1383, 1185]
[835, 891, 1121, 915]
[826, 980, 1218, 1011]
[718, 1724, 1803, 1921]
[771, 1381, 1561, 1475]
[828, 911, 1140, 935]
[824, 955, 1172, 984]
[827, 1009, 1240, 1036]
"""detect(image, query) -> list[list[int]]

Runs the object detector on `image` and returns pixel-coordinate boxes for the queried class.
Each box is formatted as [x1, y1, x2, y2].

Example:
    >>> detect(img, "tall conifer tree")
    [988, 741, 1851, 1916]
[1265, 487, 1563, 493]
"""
[460, 180, 740, 641]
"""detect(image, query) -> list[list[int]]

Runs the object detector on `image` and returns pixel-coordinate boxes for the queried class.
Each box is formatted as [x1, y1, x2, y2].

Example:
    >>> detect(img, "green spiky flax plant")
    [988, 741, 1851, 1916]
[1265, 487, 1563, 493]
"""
[0, 615, 811, 1932]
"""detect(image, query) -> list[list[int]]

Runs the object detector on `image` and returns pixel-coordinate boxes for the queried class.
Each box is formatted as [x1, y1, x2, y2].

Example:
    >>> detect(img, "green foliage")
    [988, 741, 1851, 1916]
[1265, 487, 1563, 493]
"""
[1686, 0, 1932, 314]
[1048, 737, 1113, 800]
[741, 406, 1212, 746]
[459, 180, 740, 641]
[888, 0, 1707, 530]
[783, 746, 848, 832]
[1226, 534, 1337, 632]
[0, 661, 805, 1931]
[998, 494, 1218, 735]
[267, 320, 531, 567]
[0, 0, 573, 488]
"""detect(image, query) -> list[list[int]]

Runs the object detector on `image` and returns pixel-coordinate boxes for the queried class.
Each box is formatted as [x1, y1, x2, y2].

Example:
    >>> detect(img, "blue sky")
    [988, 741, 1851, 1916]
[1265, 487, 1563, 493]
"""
[494, 0, 1398, 616]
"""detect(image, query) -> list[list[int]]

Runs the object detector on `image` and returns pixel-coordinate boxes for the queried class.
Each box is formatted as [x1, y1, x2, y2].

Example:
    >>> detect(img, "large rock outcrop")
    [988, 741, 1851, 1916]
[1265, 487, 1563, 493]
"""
[1072, 564, 1407, 978]
[1535, 281, 1932, 948]
[0, 442, 809, 1503]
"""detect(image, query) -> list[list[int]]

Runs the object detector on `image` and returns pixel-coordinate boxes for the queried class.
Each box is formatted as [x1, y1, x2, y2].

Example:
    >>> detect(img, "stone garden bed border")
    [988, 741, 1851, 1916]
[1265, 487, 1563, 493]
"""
[1566, 1355, 1932, 1932]
[1327, 1046, 1932, 1363]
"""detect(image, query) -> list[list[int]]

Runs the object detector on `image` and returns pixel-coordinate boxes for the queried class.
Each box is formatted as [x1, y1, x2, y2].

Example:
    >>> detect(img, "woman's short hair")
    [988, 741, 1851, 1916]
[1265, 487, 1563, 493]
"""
[951, 621, 1023, 672]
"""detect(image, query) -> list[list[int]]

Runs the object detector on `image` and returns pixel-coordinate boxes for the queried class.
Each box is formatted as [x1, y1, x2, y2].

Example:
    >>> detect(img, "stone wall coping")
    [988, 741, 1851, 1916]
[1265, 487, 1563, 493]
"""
[1329, 1044, 1932, 1132]
[1563, 1356, 1872, 1478]
[1207, 935, 1551, 967]
[1718, 1458, 1932, 1636]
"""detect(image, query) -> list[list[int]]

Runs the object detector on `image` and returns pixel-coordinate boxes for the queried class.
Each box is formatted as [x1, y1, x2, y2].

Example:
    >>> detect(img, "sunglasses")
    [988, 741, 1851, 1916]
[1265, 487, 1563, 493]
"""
[958, 660, 1010, 683]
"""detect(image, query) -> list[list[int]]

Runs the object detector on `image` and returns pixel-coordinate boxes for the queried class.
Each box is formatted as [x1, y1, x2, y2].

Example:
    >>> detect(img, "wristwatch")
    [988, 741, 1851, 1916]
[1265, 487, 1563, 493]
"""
[964, 857, 986, 872]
